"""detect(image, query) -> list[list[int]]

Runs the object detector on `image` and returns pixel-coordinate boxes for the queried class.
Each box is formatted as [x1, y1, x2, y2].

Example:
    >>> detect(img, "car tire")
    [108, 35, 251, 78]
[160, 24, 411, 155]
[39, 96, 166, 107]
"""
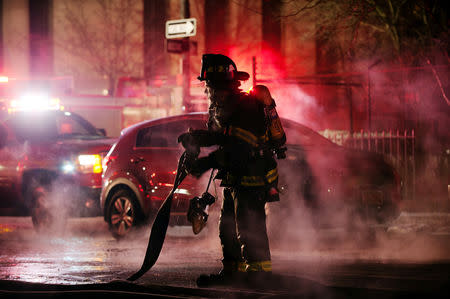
[106, 189, 143, 239]
[27, 176, 67, 234]
[374, 185, 400, 224]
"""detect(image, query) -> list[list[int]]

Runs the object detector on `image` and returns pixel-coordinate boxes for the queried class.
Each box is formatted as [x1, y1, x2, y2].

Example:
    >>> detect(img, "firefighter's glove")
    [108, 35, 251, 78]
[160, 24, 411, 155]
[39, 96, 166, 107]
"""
[178, 129, 224, 149]
[177, 132, 198, 157]
[178, 131, 196, 149]
[188, 156, 214, 178]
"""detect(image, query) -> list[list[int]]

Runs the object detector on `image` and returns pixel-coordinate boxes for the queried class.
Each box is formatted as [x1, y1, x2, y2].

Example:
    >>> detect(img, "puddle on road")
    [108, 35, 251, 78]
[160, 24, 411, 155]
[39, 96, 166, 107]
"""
[0, 217, 128, 284]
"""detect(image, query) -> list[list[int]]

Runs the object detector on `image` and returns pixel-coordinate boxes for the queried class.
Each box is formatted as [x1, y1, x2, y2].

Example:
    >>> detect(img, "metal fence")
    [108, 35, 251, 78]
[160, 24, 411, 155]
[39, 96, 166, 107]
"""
[323, 130, 416, 201]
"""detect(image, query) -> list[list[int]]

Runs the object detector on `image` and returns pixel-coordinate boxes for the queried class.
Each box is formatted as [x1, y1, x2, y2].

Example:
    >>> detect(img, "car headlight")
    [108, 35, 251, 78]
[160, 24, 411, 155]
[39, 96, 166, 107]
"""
[61, 161, 76, 174]
[78, 154, 103, 174]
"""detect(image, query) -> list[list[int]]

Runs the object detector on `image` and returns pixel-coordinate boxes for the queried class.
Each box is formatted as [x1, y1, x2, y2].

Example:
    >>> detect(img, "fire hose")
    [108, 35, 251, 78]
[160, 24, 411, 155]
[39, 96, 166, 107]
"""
[127, 150, 196, 281]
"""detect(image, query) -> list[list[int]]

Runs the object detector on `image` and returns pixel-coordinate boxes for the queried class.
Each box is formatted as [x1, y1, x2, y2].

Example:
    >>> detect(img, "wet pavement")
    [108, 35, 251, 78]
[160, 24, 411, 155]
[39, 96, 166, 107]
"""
[0, 214, 449, 298]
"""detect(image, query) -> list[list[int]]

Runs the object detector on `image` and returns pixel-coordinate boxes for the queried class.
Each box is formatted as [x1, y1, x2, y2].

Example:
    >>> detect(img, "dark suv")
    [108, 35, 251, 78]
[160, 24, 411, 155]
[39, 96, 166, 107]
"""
[0, 110, 115, 230]
[101, 113, 401, 239]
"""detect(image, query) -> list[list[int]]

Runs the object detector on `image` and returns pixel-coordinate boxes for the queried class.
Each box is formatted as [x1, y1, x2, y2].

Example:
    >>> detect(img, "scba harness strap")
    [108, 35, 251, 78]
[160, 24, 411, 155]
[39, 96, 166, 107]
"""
[221, 125, 278, 187]
[228, 125, 269, 148]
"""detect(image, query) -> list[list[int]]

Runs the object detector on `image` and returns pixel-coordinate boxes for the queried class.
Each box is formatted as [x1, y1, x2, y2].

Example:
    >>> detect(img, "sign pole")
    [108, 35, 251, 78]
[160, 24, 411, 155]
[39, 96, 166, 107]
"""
[182, 0, 190, 112]
[164, 14, 196, 111]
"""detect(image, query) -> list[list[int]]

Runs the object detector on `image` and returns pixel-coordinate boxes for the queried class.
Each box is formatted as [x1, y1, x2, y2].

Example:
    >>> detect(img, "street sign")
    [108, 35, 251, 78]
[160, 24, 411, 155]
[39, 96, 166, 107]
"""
[165, 18, 197, 39]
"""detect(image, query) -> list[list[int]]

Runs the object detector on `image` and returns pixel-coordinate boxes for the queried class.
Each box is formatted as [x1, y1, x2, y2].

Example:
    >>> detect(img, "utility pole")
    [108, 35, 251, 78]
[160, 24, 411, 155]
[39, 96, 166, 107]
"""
[182, 0, 190, 112]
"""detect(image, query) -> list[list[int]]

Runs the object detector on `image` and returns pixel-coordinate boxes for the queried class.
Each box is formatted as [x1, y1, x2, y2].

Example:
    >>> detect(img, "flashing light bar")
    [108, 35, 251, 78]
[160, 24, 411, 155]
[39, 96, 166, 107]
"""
[8, 94, 61, 113]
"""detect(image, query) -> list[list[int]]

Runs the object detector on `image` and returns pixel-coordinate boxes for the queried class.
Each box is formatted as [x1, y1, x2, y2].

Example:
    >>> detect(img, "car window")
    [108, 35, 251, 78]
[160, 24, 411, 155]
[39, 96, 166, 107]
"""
[6, 111, 101, 142]
[136, 119, 206, 148]
[56, 113, 93, 136]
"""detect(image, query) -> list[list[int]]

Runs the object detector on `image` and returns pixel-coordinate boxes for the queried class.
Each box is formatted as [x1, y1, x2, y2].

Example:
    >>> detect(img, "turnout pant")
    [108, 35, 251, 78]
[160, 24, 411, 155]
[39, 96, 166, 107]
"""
[219, 187, 271, 272]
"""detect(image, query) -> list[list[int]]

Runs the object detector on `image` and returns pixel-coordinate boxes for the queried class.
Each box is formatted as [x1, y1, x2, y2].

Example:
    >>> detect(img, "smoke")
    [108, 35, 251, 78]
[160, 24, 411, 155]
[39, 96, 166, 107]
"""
[269, 83, 323, 130]
[3, 60, 449, 287]
[253, 68, 450, 262]
[265, 152, 450, 265]
[243, 49, 449, 264]
[28, 179, 69, 236]
[0, 139, 104, 236]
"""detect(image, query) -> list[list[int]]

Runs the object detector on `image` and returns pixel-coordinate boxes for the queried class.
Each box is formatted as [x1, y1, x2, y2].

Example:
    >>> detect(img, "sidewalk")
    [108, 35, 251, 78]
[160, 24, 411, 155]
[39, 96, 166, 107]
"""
[387, 211, 450, 235]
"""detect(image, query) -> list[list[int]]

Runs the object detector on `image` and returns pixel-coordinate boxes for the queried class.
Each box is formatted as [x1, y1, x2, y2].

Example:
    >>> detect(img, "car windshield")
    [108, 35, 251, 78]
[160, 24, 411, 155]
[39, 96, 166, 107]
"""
[281, 119, 334, 147]
[7, 111, 102, 142]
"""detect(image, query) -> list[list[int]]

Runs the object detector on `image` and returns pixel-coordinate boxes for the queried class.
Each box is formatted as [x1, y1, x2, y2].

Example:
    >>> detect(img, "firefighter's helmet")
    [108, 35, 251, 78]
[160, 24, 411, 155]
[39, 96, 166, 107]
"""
[198, 54, 249, 82]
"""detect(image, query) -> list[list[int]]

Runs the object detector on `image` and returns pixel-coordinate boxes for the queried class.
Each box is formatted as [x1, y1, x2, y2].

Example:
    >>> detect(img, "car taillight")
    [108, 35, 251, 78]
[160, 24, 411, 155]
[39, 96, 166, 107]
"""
[78, 154, 103, 174]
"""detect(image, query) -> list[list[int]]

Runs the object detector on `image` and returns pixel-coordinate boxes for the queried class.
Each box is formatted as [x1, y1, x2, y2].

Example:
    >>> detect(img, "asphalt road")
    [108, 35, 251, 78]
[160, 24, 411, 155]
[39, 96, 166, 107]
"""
[0, 215, 449, 298]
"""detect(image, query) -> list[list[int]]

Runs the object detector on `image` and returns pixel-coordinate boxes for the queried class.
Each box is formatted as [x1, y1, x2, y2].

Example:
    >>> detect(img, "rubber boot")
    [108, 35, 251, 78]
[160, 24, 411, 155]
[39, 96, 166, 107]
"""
[196, 262, 246, 287]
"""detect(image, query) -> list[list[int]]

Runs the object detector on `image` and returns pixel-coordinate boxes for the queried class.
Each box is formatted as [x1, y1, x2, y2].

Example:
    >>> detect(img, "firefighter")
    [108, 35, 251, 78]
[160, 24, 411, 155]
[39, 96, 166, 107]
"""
[178, 54, 286, 287]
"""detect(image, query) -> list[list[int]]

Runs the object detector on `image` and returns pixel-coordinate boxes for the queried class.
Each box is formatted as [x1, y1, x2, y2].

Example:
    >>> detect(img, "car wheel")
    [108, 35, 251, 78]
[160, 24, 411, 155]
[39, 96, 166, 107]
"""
[27, 177, 67, 234]
[107, 189, 143, 239]
[374, 185, 400, 224]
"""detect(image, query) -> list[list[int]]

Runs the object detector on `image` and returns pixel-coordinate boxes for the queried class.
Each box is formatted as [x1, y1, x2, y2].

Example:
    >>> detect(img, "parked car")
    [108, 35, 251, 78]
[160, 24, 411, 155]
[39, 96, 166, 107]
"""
[101, 113, 401, 238]
[0, 109, 115, 231]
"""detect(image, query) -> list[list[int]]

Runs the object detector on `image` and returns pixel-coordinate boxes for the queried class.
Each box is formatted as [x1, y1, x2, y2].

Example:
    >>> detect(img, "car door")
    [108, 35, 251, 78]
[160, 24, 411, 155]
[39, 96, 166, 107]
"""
[130, 118, 209, 214]
[281, 119, 350, 205]
[0, 112, 62, 214]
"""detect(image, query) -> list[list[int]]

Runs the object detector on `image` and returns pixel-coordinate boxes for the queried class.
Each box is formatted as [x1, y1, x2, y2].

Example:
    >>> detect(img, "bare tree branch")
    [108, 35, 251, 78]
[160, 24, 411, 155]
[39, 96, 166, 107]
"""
[55, 0, 143, 96]
[426, 58, 450, 106]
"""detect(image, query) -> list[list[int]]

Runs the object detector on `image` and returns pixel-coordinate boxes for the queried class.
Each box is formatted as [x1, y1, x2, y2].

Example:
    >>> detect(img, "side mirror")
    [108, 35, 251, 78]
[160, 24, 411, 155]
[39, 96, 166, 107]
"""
[97, 128, 107, 136]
